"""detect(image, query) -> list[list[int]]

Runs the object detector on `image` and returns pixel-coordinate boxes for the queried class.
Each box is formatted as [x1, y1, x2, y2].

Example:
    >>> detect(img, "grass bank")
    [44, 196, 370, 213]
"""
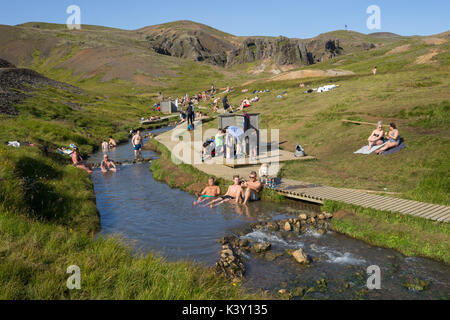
[0, 86, 262, 299]
[323, 200, 450, 264]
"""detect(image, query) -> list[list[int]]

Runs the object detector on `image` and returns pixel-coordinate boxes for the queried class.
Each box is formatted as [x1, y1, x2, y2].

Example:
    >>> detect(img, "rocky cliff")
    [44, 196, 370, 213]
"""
[144, 24, 375, 67]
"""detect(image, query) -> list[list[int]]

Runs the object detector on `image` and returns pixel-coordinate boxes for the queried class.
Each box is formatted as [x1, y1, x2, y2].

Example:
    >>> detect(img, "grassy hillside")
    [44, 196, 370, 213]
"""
[0, 79, 258, 299]
[200, 34, 450, 205]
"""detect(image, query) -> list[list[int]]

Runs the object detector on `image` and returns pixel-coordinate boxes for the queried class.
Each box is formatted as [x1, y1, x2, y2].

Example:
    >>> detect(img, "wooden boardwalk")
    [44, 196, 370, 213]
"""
[153, 120, 450, 224]
[275, 179, 450, 223]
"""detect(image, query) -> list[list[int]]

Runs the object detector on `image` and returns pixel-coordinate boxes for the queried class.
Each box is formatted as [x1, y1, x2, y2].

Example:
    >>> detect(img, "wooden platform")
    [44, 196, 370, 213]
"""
[275, 179, 450, 223]
[222, 155, 317, 168]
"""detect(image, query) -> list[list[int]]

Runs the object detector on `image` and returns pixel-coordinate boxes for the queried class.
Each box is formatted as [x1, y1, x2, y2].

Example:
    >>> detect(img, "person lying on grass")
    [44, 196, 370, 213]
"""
[71, 147, 93, 174]
[101, 154, 117, 173]
[206, 175, 244, 208]
[376, 122, 401, 154]
[193, 177, 221, 205]
[368, 121, 385, 149]
[241, 171, 262, 205]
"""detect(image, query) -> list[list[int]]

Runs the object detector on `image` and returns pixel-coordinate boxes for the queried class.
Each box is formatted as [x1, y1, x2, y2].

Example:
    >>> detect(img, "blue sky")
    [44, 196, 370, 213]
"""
[1, 0, 449, 38]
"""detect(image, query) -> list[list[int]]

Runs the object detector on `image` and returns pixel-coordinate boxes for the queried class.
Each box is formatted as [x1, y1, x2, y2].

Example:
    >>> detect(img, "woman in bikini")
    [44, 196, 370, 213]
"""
[368, 121, 385, 149]
[376, 123, 400, 154]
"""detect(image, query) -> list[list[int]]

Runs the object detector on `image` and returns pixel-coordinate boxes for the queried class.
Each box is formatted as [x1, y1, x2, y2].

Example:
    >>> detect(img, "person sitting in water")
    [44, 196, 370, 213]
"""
[109, 136, 117, 148]
[376, 123, 400, 154]
[193, 177, 221, 205]
[206, 175, 244, 208]
[368, 121, 385, 149]
[241, 171, 262, 205]
[101, 140, 109, 153]
[71, 148, 93, 174]
[101, 154, 117, 173]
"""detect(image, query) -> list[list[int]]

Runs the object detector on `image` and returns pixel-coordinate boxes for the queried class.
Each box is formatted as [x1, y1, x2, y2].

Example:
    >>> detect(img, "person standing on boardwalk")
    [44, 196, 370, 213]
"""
[132, 130, 143, 160]
[187, 102, 195, 127]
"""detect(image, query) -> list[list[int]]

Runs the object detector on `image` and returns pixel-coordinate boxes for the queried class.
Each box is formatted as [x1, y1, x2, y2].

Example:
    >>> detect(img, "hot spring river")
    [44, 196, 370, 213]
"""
[90, 127, 449, 300]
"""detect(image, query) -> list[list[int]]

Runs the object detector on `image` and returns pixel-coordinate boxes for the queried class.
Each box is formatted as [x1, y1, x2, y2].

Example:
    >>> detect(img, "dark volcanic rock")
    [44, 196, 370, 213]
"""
[146, 29, 361, 67]
[0, 58, 15, 68]
[0, 59, 81, 115]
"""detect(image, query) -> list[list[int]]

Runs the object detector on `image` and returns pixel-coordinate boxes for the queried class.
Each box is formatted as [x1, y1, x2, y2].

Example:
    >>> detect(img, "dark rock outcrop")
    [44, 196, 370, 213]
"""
[0, 59, 81, 115]
[146, 31, 361, 67]
[0, 58, 15, 68]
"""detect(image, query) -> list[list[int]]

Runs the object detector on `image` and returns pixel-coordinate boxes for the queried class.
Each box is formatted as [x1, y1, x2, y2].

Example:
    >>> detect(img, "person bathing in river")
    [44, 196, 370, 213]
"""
[101, 154, 117, 173]
[109, 136, 117, 148]
[241, 171, 262, 205]
[206, 175, 244, 208]
[132, 130, 143, 160]
[193, 177, 221, 206]
[376, 123, 401, 154]
[367, 121, 385, 149]
[71, 147, 93, 174]
[101, 140, 109, 153]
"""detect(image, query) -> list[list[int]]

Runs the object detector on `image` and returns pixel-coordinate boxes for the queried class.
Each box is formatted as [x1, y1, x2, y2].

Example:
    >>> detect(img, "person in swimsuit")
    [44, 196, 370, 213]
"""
[206, 175, 244, 208]
[193, 177, 221, 205]
[368, 121, 385, 149]
[242, 171, 262, 205]
[71, 148, 93, 174]
[376, 123, 400, 154]
[101, 154, 117, 173]
[132, 130, 143, 160]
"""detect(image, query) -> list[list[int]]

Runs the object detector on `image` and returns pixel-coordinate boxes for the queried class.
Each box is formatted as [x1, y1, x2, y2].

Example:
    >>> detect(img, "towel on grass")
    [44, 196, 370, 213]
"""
[381, 142, 406, 155]
[354, 143, 387, 155]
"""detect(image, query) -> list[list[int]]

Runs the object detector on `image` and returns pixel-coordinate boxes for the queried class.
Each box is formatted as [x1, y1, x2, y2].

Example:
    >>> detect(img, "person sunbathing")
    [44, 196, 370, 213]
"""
[101, 154, 117, 173]
[376, 123, 400, 154]
[239, 98, 251, 110]
[206, 175, 243, 208]
[368, 121, 385, 149]
[193, 177, 221, 205]
[71, 148, 93, 174]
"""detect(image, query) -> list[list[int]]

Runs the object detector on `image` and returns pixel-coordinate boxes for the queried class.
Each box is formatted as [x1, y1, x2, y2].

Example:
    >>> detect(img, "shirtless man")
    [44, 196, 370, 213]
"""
[207, 175, 244, 208]
[242, 171, 262, 205]
[132, 130, 143, 160]
[193, 177, 221, 205]
[109, 136, 117, 148]
[71, 148, 93, 174]
[101, 154, 117, 173]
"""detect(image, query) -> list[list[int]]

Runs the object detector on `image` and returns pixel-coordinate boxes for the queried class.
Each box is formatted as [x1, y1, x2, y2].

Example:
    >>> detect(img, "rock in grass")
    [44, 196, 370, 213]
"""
[292, 248, 309, 264]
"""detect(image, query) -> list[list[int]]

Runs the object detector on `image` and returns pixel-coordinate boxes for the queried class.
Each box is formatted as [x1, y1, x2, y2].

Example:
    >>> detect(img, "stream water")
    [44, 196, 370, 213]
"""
[90, 128, 449, 300]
